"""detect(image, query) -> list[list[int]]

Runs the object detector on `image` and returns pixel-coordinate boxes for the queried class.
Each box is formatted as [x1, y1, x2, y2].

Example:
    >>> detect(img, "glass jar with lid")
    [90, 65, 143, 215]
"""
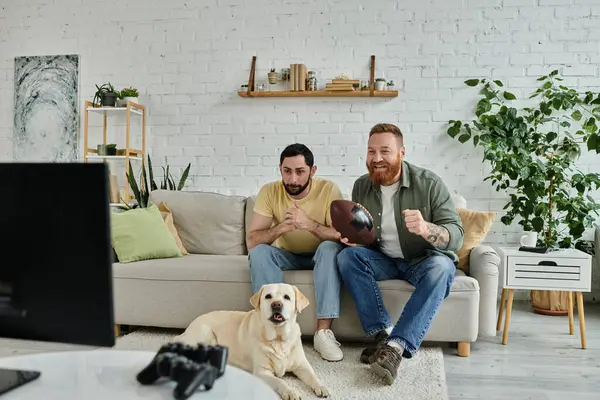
[307, 70, 317, 91]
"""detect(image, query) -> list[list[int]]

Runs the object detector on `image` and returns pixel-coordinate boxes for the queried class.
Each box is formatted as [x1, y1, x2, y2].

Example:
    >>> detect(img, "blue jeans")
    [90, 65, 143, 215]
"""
[337, 246, 455, 358]
[248, 241, 344, 319]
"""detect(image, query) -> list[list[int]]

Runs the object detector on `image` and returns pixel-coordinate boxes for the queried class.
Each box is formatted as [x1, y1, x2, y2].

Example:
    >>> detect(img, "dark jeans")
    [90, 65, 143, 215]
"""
[337, 246, 455, 358]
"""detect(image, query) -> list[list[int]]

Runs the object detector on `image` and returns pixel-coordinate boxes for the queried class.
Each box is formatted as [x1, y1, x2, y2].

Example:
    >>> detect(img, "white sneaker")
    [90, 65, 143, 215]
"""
[313, 329, 343, 361]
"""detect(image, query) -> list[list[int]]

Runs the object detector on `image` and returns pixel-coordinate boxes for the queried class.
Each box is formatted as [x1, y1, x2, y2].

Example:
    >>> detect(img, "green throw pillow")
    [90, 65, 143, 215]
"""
[111, 204, 182, 263]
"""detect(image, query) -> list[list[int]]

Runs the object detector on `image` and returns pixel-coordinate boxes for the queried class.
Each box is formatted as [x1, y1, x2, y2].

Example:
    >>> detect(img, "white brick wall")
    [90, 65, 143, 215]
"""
[1, 0, 600, 299]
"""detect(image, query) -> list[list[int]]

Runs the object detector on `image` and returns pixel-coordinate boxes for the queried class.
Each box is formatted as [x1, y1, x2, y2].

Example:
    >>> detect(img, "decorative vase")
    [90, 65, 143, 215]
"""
[268, 72, 278, 84]
[375, 81, 385, 91]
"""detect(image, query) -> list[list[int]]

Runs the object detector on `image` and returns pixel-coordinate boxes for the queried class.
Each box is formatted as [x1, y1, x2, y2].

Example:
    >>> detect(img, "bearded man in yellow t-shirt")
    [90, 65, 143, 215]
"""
[247, 143, 345, 362]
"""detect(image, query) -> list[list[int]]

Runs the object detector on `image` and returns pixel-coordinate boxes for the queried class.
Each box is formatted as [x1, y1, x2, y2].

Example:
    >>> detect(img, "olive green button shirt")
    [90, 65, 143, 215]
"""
[351, 160, 464, 265]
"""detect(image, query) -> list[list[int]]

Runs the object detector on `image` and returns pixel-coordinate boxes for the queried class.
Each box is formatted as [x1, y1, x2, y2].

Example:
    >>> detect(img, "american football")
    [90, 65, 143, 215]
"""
[330, 200, 375, 245]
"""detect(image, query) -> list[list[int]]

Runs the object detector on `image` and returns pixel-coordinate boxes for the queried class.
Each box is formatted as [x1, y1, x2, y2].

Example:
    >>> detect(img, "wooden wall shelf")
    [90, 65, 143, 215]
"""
[238, 55, 398, 99]
[237, 90, 397, 98]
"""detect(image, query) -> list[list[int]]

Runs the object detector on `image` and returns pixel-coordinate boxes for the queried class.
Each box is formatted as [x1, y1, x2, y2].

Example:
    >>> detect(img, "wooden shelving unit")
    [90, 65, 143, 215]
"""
[237, 55, 398, 98]
[83, 100, 147, 203]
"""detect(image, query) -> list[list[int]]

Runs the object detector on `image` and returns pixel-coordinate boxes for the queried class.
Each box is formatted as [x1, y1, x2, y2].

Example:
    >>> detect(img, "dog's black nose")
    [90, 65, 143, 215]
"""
[271, 301, 282, 310]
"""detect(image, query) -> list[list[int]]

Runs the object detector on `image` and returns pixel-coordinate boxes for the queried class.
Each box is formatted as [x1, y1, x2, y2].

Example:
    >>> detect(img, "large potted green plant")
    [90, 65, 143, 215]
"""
[447, 70, 600, 314]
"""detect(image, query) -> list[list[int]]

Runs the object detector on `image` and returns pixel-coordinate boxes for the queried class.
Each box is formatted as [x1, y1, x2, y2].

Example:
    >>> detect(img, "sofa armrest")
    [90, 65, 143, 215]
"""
[469, 244, 500, 338]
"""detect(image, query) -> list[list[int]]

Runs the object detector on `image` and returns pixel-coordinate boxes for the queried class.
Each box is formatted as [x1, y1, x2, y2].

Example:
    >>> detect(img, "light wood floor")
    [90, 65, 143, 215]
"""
[442, 301, 600, 400]
[1, 301, 598, 399]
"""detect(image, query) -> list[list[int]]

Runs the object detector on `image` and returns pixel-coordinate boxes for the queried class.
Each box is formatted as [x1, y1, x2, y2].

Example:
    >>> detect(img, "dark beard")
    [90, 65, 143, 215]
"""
[284, 177, 311, 196]
[367, 156, 401, 186]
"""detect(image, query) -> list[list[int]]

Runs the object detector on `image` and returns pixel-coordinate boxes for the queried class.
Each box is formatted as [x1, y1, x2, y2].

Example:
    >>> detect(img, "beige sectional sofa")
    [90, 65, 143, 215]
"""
[112, 189, 501, 356]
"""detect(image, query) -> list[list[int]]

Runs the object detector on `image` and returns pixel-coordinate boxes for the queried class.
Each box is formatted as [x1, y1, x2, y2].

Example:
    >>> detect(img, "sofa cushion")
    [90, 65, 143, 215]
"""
[148, 190, 247, 256]
[157, 201, 188, 255]
[456, 208, 496, 274]
[283, 265, 478, 292]
[113, 254, 250, 281]
[113, 254, 478, 292]
[110, 204, 182, 263]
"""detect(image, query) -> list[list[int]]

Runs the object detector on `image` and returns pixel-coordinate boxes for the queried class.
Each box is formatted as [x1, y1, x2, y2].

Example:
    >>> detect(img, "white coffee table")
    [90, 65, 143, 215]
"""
[0, 350, 279, 399]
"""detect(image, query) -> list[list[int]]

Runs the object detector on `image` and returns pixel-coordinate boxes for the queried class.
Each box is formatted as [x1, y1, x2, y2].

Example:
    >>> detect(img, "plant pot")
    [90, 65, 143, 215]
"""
[123, 96, 139, 105]
[375, 81, 386, 91]
[101, 92, 117, 107]
[531, 290, 572, 316]
[268, 72, 278, 84]
[98, 144, 117, 156]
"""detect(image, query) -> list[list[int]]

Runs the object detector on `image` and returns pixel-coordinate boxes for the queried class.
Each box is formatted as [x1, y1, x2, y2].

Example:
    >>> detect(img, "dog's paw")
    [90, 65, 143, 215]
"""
[279, 388, 302, 400]
[312, 385, 330, 398]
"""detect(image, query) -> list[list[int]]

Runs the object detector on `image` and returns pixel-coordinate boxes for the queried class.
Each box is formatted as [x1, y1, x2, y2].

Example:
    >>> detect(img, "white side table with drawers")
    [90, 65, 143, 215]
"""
[497, 247, 591, 349]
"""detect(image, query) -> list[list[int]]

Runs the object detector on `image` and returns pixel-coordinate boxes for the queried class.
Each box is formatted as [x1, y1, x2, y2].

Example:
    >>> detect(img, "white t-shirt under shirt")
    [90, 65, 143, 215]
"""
[379, 181, 404, 259]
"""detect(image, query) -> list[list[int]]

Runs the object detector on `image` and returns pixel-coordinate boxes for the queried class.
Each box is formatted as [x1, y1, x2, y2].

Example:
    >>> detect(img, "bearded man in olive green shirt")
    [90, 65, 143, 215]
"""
[336, 123, 464, 385]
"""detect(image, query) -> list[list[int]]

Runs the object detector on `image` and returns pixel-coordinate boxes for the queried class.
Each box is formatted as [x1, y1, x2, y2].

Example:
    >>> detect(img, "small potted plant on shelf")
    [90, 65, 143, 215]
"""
[93, 83, 117, 107]
[97, 143, 117, 156]
[268, 68, 277, 84]
[117, 87, 140, 107]
[375, 78, 386, 91]
[387, 80, 395, 90]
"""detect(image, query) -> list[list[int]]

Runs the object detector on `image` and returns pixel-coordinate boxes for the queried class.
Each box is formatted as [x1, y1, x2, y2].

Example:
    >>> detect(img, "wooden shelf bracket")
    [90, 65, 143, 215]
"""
[370, 55, 376, 97]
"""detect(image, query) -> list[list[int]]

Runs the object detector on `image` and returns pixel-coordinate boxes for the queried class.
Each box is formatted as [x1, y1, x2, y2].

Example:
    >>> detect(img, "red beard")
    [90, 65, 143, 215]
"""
[367, 156, 401, 186]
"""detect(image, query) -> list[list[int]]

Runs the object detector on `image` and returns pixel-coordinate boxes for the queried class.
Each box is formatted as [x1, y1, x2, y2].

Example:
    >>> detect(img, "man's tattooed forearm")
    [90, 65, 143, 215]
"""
[424, 222, 450, 249]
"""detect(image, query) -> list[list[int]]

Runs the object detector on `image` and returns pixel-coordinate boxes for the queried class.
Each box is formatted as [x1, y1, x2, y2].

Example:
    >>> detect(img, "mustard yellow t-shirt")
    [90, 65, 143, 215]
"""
[253, 177, 343, 254]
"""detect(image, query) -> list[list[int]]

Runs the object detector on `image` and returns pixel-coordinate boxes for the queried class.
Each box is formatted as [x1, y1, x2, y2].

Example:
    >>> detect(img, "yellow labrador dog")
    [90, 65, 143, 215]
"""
[175, 283, 329, 400]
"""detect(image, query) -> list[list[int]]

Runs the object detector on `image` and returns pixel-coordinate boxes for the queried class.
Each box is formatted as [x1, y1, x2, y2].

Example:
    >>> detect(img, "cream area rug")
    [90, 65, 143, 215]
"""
[114, 328, 449, 400]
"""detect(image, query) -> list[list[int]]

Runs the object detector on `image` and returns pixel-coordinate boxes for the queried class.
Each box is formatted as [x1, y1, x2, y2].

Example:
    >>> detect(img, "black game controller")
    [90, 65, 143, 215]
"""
[137, 342, 229, 400]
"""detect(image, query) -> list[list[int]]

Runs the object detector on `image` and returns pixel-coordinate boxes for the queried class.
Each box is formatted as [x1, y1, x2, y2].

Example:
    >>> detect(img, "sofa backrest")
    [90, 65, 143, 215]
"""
[148, 190, 468, 256]
[149, 190, 247, 256]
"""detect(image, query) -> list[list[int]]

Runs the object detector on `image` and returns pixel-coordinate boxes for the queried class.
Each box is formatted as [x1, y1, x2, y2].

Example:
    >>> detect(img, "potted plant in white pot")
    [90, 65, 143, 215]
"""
[374, 78, 386, 91]
[447, 70, 600, 315]
[117, 87, 139, 107]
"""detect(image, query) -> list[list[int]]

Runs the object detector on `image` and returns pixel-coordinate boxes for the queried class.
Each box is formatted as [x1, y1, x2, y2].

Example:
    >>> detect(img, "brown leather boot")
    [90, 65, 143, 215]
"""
[371, 344, 403, 385]
[359, 330, 389, 364]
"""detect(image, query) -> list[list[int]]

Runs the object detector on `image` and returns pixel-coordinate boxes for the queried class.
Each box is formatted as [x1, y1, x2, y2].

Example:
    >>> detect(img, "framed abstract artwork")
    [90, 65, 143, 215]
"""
[13, 54, 80, 162]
